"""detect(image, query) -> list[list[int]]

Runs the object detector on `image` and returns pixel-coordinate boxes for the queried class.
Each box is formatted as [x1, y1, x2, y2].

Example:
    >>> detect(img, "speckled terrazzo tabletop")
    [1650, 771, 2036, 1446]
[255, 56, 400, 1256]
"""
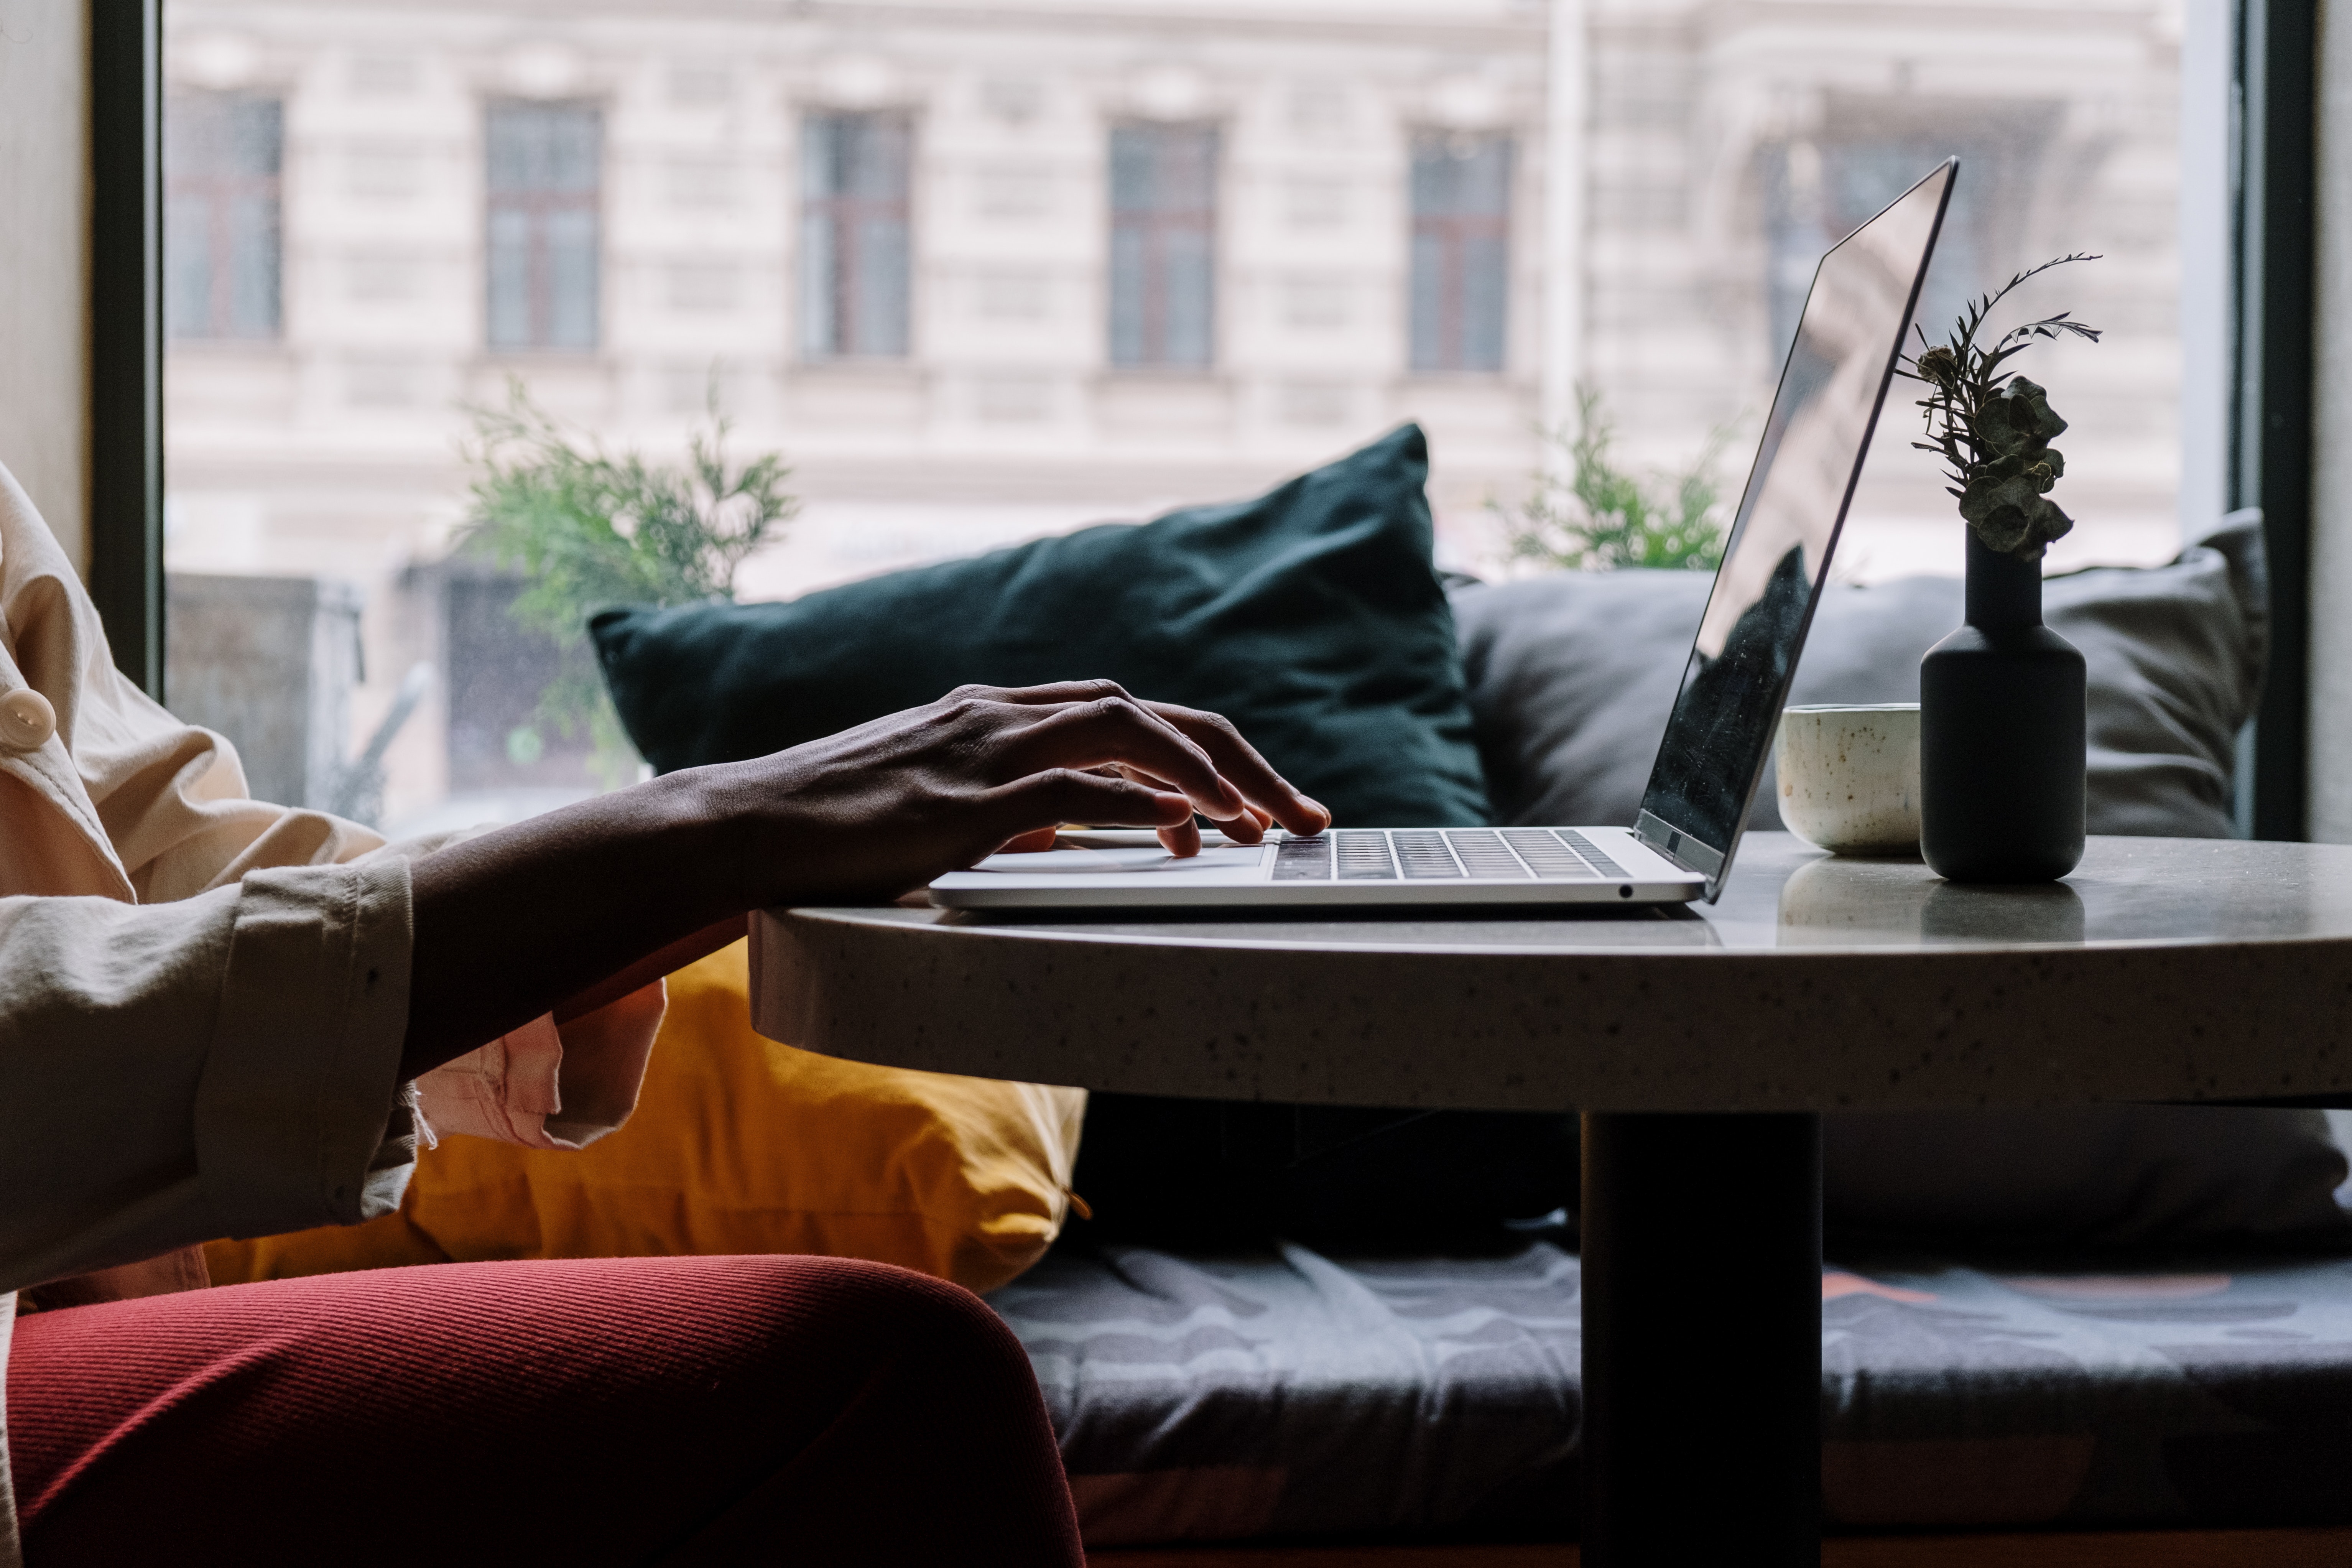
[750, 833, 2352, 1113]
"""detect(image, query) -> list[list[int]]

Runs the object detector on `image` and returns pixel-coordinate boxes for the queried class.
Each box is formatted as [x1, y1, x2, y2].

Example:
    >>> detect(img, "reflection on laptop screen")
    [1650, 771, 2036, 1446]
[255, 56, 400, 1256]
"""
[1634, 160, 1953, 888]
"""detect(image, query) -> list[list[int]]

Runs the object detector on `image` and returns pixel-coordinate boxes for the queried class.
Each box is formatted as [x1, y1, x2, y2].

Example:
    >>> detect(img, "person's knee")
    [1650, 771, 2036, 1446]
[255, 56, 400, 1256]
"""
[650, 1260, 1079, 1565]
[817, 1260, 1038, 1400]
[705, 1255, 1037, 1399]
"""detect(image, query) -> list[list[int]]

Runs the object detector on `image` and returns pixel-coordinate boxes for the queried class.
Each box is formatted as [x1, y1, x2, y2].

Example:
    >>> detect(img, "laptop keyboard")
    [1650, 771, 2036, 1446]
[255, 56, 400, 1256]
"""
[1271, 828, 1630, 882]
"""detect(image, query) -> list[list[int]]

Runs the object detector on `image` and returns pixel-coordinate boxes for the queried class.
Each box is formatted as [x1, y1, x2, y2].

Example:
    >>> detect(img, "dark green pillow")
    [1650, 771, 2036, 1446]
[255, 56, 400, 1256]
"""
[590, 423, 1490, 827]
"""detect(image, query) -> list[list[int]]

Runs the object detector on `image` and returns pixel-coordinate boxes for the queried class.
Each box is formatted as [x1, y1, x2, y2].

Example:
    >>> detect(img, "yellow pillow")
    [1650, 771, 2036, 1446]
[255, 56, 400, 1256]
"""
[208, 939, 1086, 1295]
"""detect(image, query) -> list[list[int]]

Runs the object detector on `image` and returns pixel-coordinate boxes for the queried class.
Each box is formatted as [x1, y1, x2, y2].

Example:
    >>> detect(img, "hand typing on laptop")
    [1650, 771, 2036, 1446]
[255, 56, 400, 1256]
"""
[744, 678, 1331, 877]
[967, 682, 1326, 860]
[400, 678, 1328, 1073]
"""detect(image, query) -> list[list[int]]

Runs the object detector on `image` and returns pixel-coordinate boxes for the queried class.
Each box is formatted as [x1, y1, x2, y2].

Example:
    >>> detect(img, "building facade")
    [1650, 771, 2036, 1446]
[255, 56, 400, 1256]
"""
[158, 0, 2185, 828]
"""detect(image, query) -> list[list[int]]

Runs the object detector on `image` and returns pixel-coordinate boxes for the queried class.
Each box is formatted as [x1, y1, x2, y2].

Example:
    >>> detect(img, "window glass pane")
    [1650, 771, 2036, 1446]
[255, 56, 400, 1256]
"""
[801, 111, 911, 359]
[543, 209, 600, 350]
[163, 190, 216, 340]
[1159, 227, 1215, 368]
[154, 4, 2196, 839]
[849, 117, 911, 201]
[444, 578, 574, 790]
[853, 216, 911, 357]
[485, 209, 534, 348]
[484, 102, 601, 352]
[1109, 123, 1217, 368]
[486, 100, 600, 193]
[225, 191, 281, 336]
[1107, 224, 1148, 366]
[1407, 229, 1446, 370]
[1109, 126, 1158, 212]
[164, 91, 282, 340]
[799, 204, 839, 358]
[803, 114, 844, 199]
[1409, 132, 1510, 374]
[1458, 232, 1507, 373]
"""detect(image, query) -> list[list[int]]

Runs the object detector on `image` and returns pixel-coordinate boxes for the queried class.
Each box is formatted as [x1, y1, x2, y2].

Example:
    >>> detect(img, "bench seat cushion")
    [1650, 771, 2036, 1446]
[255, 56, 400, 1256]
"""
[1002, 1237, 2352, 1547]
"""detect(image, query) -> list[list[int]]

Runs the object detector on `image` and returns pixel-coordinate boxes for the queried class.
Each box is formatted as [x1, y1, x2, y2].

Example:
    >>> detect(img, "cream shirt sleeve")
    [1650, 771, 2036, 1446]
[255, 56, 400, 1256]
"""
[0, 860, 415, 1295]
[0, 460, 661, 1160]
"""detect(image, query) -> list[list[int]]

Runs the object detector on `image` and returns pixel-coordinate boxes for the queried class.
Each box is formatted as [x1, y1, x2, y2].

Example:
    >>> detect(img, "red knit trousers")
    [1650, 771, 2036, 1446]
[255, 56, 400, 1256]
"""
[7, 1254, 1086, 1566]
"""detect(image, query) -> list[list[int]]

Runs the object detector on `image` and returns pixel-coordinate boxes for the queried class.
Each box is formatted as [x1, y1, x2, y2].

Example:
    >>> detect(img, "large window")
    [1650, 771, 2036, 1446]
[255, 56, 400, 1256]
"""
[165, 91, 282, 341]
[153, 2, 2194, 837]
[801, 112, 914, 359]
[1109, 123, 1217, 369]
[485, 101, 601, 352]
[1408, 131, 1510, 374]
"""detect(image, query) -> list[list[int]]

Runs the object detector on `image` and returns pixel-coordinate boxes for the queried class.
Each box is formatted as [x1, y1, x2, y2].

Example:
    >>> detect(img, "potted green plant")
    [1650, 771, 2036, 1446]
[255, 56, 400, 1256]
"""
[459, 382, 797, 788]
[1493, 387, 1731, 573]
[1901, 255, 2101, 882]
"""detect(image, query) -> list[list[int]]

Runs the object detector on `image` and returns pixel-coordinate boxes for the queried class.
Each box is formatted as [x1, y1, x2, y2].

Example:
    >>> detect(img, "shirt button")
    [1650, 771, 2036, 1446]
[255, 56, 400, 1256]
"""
[0, 688, 57, 752]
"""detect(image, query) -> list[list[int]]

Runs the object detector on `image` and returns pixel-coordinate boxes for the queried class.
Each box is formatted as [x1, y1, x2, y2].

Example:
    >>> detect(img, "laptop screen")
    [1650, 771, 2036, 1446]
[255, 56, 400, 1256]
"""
[1634, 159, 1954, 896]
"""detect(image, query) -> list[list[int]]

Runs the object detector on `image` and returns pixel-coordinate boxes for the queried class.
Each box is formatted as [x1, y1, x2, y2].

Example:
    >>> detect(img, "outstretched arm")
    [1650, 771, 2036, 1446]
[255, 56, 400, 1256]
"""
[401, 681, 1327, 1079]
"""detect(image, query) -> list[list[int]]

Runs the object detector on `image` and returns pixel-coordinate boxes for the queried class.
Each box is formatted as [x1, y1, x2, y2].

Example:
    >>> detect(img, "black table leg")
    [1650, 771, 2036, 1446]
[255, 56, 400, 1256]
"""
[1579, 1111, 1822, 1566]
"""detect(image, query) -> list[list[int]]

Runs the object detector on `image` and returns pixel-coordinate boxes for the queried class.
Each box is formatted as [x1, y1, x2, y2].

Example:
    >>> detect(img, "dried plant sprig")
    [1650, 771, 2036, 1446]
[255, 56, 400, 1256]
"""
[1900, 253, 2103, 559]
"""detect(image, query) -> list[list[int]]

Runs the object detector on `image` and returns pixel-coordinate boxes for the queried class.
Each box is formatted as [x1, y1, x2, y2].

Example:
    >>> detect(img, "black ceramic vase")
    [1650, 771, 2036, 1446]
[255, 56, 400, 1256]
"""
[1919, 533, 2086, 882]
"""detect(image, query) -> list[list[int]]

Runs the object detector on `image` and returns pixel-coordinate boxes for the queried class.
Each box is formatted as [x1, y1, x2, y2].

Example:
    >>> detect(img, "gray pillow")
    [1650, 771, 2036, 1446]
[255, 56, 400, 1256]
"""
[1452, 512, 2348, 1247]
[1453, 510, 2267, 839]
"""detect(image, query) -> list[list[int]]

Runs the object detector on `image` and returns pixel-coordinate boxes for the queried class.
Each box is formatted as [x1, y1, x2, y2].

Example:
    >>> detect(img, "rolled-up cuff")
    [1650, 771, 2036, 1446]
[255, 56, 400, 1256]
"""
[414, 980, 666, 1152]
[413, 1013, 567, 1150]
[194, 860, 416, 1237]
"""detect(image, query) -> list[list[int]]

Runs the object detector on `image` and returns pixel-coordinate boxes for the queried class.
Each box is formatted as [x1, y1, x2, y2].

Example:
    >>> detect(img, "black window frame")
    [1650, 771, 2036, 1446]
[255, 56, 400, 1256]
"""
[2235, 0, 2317, 841]
[92, 0, 164, 698]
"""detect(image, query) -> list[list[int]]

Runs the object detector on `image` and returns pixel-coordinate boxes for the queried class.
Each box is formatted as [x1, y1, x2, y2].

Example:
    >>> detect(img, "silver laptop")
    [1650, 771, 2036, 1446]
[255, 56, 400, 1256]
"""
[932, 159, 1956, 912]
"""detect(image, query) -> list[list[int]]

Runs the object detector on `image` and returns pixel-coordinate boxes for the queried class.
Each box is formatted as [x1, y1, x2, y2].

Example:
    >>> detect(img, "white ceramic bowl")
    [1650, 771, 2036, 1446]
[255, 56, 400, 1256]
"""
[1774, 703, 1921, 856]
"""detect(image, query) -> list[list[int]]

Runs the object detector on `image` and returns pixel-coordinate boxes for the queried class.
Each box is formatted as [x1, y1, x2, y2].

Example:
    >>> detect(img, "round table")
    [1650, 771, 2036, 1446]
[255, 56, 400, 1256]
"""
[749, 833, 2352, 1566]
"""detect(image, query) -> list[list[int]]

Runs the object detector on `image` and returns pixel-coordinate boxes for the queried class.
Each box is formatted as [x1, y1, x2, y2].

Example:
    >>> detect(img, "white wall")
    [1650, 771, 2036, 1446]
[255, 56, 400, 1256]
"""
[2312, 0, 2352, 841]
[0, 0, 88, 576]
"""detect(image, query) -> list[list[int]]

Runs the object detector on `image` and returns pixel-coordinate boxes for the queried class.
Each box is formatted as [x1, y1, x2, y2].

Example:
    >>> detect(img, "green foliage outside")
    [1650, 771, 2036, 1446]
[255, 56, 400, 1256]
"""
[458, 380, 798, 788]
[1494, 388, 1731, 573]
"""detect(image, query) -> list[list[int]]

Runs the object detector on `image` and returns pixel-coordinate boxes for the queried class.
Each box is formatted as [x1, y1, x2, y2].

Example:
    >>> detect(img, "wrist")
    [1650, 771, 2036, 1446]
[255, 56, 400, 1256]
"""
[610, 764, 744, 917]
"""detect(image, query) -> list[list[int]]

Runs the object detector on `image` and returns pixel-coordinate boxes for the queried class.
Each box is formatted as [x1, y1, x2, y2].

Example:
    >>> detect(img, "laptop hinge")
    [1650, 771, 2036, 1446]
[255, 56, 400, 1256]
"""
[1635, 809, 1724, 880]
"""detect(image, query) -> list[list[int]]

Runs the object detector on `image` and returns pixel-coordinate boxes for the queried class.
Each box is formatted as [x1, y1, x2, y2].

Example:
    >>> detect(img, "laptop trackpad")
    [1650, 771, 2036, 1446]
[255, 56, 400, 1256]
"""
[970, 846, 1266, 875]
